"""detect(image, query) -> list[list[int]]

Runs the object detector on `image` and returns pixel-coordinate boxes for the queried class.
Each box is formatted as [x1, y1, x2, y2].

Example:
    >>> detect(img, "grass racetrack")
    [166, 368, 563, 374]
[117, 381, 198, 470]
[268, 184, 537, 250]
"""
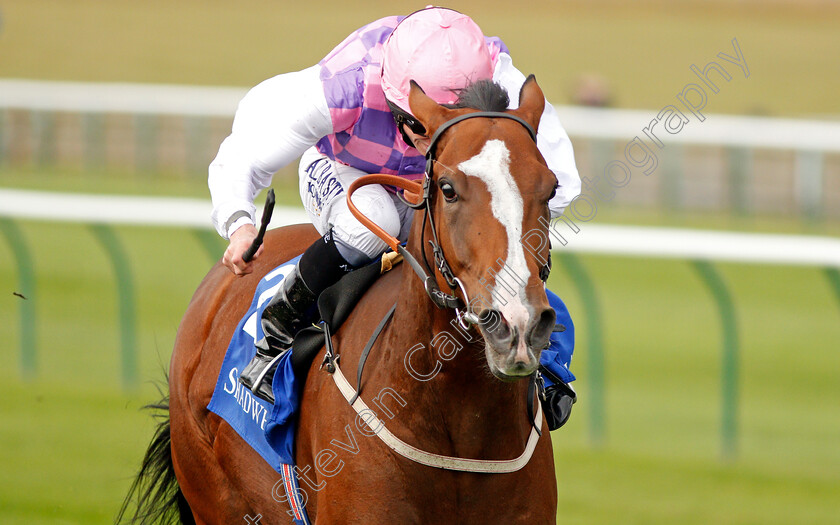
[1, 211, 838, 523]
[1, 0, 840, 118]
[1, 0, 839, 522]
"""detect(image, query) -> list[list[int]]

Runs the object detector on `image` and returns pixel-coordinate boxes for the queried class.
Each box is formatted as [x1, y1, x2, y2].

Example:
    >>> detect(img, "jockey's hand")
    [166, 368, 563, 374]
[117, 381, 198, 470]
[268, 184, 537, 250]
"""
[223, 224, 263, 276]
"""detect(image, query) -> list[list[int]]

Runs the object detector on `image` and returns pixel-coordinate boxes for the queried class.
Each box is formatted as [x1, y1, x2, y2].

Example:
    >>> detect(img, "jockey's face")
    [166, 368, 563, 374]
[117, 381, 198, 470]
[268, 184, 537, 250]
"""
[401, 123, 430, 155]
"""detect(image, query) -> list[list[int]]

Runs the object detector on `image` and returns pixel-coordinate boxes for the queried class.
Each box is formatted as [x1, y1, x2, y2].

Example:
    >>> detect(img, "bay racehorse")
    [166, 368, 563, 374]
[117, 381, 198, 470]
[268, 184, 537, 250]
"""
[119, 76, 560, 524]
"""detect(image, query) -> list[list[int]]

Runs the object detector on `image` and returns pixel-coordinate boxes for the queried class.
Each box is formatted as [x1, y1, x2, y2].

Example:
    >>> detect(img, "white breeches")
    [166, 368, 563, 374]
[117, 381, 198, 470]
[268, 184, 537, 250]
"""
[298, 147, 414, 265]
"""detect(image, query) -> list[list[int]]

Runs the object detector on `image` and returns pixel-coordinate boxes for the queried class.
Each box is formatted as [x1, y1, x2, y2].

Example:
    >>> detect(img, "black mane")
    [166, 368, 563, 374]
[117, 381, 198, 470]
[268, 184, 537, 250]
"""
[447, 79, 510, 112]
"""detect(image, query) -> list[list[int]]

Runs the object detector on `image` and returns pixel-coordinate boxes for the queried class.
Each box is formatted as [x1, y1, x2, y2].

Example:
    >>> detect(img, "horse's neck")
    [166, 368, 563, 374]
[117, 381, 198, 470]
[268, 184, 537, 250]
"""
[380, 262, 533, 452]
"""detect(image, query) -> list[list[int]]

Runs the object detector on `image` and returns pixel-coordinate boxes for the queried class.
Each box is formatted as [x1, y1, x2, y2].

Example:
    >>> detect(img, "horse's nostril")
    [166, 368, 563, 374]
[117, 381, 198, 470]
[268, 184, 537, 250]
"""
[479, 309, 511, 342]
[478, 309, 501, 332]
[528, 307, 556, 350]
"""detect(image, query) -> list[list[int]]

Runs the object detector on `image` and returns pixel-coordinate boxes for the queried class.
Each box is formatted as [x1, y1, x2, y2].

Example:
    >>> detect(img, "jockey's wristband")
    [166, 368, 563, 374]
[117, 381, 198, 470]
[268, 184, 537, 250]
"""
[225, 210, 254, 239]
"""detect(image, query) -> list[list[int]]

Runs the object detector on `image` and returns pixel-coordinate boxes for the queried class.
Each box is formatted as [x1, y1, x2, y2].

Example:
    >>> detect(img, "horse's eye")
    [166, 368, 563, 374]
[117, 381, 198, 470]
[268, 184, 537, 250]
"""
[439, 180, 458, 202]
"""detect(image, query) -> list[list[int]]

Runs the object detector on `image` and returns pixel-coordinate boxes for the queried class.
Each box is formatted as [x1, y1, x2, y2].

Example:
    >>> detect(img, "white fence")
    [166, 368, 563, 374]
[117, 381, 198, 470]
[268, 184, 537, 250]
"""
[2, 79, 839, 152]
[2, 79, 840, 217]
[2, 188, 839, 266]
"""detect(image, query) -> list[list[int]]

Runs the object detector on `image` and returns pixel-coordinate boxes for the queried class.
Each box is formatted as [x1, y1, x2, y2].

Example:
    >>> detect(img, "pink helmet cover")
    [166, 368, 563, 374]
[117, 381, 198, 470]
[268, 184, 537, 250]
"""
[381, 7, 493, 113]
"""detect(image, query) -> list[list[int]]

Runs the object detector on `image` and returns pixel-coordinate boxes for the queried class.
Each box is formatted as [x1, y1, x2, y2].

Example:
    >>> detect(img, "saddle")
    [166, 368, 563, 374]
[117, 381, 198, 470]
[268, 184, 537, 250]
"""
[289, 252, 402, 381]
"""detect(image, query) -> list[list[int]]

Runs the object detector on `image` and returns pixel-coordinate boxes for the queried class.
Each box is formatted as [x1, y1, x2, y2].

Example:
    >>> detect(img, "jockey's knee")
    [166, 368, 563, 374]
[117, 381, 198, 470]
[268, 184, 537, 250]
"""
[332, 195, 401, 266]
[333, 233, 388, 266]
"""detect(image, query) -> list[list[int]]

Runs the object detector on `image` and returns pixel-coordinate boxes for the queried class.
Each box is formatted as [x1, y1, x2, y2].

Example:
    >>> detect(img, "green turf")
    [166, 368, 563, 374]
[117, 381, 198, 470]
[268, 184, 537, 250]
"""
[1, 0, 839, 521]
[1, 0, 839, 117]
[1, 218, 838, 523]
[0, 381, 157, 524]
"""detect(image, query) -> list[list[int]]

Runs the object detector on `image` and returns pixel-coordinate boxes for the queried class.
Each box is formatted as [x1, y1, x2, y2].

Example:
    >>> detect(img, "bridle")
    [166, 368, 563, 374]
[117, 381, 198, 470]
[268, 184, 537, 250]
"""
[347, 110, 547, 329]
[336, 110, 552, 473]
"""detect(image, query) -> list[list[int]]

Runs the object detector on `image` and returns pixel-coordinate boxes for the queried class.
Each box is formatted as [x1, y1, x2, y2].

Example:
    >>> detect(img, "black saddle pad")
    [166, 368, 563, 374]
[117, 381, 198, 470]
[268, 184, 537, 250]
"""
[290, 260, 384, 379]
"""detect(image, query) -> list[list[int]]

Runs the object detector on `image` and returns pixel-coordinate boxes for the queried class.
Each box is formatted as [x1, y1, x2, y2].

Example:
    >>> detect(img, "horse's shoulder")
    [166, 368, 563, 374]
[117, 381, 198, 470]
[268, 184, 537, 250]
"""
[348, 266, 403, 323]
[325, 264, 403, 366]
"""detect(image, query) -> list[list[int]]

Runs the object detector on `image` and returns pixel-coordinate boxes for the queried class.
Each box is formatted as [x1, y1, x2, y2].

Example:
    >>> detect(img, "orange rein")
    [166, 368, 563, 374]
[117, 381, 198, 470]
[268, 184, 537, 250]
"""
[346, 174, 424, 252]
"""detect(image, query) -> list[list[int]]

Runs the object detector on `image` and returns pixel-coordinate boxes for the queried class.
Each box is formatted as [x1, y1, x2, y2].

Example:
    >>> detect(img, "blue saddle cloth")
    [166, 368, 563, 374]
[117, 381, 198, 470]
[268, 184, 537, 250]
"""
[207, 256, 302, 468]
[207, 257, 310, 523]
[207, 257, 576, 485]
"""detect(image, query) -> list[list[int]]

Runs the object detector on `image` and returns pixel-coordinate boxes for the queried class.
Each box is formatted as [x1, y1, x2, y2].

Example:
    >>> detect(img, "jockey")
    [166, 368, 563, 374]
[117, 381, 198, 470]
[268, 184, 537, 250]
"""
[209, 7, 582, 429]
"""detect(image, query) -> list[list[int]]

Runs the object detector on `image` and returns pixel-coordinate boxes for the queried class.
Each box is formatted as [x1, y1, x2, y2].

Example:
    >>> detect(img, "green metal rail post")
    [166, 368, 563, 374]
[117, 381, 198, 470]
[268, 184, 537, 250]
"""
[691, 260, 739, 461]
[0, 219, 38, 379]
[557, 251, 606, 447]
[824, 267, 840, 313]
[90, 224, 138, 389]
[193, 228, 225, 264]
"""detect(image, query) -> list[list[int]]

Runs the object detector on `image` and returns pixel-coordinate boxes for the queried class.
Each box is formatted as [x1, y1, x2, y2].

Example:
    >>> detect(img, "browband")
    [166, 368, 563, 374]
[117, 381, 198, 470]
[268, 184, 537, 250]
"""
[425, 111, 537, 174]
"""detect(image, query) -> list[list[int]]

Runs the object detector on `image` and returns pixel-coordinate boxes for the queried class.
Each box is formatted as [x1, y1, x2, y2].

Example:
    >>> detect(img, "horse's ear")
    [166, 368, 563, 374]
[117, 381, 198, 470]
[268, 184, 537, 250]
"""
[408, 80, 452, 136]
[515, 75, 545, 133]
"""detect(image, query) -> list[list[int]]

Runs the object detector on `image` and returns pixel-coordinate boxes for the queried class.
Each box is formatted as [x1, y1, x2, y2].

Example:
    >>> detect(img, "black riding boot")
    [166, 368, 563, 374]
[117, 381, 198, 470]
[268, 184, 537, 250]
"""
[539, 366, 577, 431]
[239, 264, 317, 403]
[239, 229, 356, 403]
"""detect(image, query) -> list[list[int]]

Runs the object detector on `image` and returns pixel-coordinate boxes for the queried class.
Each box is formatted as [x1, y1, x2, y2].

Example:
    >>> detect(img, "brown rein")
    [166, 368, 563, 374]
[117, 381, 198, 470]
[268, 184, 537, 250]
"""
[346, 174, 423, 252]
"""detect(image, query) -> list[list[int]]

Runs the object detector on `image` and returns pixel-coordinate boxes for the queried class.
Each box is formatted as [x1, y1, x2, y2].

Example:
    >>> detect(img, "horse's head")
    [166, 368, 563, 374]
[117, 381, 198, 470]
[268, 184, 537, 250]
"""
[408, 76, 557, 380]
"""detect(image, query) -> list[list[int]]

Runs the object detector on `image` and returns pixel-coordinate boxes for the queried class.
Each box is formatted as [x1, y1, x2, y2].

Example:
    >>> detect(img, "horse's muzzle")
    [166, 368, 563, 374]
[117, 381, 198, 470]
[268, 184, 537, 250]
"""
[478, 306, 556, 379]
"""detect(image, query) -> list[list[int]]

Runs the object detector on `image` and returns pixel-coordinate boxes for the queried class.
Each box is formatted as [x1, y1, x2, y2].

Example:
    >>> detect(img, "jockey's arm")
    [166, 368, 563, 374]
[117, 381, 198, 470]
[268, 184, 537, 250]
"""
[493, 53, 582, 218]
[209, 66, 333, 273]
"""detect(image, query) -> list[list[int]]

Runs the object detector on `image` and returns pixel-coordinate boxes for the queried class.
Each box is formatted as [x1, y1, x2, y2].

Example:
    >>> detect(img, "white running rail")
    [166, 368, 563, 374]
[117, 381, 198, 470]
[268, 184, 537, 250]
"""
[1, 188, 838, 267]
[2, 79, 840, 151]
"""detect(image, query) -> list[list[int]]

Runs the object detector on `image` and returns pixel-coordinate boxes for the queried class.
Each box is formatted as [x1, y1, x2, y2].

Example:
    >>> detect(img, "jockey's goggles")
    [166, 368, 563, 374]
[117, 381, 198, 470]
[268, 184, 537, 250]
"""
[387, 99, 427, 138]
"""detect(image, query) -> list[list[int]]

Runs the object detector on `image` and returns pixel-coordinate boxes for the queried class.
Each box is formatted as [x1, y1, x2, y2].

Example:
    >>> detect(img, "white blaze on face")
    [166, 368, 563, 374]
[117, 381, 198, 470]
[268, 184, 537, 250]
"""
[457, 139, 531, 332]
